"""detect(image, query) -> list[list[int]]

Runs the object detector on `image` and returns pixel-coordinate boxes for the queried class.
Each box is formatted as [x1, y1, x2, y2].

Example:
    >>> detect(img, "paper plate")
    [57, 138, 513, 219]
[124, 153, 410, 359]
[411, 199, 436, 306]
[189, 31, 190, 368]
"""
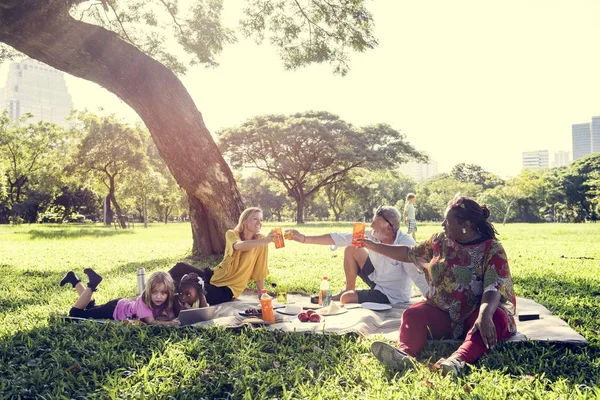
[361, 302, 392, 311]
[301, 304, 322, 310]
[276, 309, 300, 316]
[317, 307, 348, 316]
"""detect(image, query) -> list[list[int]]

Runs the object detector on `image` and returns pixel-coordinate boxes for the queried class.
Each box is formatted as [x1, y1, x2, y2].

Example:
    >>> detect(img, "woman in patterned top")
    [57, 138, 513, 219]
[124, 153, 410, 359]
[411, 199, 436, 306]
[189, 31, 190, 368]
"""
[360, 195, 516, 376]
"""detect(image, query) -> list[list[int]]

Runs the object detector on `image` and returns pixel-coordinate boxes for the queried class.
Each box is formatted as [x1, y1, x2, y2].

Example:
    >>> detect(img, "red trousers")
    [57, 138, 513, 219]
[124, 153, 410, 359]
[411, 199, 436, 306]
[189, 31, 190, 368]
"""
[398, 301, 512, 363]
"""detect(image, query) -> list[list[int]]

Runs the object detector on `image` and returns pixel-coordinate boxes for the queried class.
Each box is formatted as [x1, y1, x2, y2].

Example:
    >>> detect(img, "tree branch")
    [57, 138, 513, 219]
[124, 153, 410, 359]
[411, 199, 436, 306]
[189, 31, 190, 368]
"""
[104, 0, 137, 46]
[157, 0, 186, 38]
[292, 0, 336, 39]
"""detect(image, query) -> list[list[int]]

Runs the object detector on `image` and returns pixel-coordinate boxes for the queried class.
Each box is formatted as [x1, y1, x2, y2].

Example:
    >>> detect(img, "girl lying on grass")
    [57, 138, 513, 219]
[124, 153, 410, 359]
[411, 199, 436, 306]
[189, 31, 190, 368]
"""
[60, 269, 180, 326]
[174, 272, 208, 316]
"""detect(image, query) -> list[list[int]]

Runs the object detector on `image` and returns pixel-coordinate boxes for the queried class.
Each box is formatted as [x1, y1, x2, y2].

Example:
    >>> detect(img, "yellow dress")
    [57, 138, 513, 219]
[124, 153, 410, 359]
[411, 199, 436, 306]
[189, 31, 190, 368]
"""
[210, 230, 269, 298]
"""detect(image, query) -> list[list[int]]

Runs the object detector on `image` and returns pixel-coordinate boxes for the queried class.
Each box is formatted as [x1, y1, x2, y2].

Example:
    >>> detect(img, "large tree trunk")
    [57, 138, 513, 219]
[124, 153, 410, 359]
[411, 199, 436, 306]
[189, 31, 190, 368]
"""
[188, 192, 225, 256]
[0, 2, 244, 255]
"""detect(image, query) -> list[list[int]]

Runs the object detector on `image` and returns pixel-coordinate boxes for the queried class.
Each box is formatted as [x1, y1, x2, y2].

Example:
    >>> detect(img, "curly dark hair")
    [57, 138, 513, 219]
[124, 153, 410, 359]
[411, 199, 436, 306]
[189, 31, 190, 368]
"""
[447, 194, 498, 239]
[178, 272, 207, 296]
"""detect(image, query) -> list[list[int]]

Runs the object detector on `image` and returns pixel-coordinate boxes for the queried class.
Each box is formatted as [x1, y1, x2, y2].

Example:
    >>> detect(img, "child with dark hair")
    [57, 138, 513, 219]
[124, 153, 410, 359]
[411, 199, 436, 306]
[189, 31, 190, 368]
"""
[60, 269, 180, 326]
[175, 272, 208, 315]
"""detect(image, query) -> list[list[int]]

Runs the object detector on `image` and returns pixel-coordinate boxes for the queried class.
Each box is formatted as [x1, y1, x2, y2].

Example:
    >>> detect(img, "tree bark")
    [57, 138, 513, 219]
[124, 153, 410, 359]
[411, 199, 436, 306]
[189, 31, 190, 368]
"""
[295, 197, 305, 224]
[0, 2, 244, 254]
[108, 176, 126, 229]
[188, 192, 225, 256]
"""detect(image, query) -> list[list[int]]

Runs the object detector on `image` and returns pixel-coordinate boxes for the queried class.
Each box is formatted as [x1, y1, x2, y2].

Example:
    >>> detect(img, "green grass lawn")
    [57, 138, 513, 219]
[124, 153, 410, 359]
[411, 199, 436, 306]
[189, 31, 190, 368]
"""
[0, 222, 599, 399]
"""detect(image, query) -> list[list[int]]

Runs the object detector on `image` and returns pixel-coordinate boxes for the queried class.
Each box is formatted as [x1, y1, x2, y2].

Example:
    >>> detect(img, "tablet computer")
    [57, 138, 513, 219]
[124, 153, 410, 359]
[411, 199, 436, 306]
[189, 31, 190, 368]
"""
[178, 307, 216, 326]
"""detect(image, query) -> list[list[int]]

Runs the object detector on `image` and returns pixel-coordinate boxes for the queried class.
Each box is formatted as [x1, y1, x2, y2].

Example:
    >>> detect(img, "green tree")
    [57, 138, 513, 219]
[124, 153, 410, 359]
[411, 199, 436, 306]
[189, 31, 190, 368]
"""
[415, 174, 482, 221]
[53, 186, 101, 222]
[451, 163, 504, 189]
[0, 0, 378, 255]
[479, 169, 546, 224]
[337, 169, 417, 221]
[0, 112, 66, 223]
[69, 113, 146, 229]
[219, 111, 424, 223]
[560, 153, 600, 221]
[122, 169, 166, 228]
[239, 173, 290, 222]
[585, 170, 600, 218]
[324, 174, 362, 222]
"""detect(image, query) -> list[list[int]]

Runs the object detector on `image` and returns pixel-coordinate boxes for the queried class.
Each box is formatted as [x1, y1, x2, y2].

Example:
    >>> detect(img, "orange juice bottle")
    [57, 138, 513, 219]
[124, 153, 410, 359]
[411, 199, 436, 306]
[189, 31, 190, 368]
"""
[272, 228, 284, 249]
[352, 222, 366, 247]
[260, 289, 275, 323]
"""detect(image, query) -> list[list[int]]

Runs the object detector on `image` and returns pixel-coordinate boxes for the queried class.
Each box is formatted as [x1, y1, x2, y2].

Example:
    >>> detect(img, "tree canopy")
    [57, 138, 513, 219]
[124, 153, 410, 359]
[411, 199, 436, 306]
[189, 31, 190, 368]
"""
[0, 0, 380, 255]
[0, 111, 66, 223]
[69, 112, 147, 228]
[218, 111, 424, 223]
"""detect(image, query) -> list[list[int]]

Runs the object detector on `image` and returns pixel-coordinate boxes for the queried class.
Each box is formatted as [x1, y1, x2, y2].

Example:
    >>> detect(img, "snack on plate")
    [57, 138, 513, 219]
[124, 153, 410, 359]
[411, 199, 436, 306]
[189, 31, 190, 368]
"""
[318, 302, 341, 316]
[284, 304, 302, 315]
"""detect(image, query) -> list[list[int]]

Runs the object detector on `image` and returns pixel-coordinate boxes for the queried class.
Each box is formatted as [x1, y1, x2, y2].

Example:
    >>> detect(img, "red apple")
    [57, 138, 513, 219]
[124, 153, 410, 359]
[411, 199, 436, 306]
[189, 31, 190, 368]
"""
[298, 312, 309, 322]
[309, 314, 321, 323]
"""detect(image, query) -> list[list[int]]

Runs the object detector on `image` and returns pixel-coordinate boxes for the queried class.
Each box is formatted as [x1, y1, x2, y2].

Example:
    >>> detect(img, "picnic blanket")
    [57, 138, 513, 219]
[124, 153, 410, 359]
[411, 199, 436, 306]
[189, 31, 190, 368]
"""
[191, 293, 587, 345]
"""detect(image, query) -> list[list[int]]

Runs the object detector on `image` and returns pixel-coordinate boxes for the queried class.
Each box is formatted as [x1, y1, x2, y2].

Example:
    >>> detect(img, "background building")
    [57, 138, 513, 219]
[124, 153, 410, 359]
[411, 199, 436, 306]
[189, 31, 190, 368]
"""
[552, 150, 571, 168]
[571, 116, 600, 161]
[522, 150, 549, 170]
[0, 58, 72, 127]
[399, 160, 439, 182]
[592, 116, 600, 154]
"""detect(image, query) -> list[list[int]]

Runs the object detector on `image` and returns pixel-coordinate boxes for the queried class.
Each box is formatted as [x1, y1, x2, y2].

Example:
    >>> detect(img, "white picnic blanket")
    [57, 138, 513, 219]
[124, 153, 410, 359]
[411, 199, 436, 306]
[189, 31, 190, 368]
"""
[190, 293, 587, 345]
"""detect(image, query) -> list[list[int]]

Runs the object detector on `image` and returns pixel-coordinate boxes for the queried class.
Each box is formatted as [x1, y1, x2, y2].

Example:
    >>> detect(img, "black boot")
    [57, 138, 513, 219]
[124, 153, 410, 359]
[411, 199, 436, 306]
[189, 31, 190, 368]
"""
[59, 271, 81, 288]
[83, 268, 103, 291]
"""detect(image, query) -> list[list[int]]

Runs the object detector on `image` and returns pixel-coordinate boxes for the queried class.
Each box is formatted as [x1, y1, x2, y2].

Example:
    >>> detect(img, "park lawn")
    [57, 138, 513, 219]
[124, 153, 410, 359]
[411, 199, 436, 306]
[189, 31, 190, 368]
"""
[0, 222, 599, 399]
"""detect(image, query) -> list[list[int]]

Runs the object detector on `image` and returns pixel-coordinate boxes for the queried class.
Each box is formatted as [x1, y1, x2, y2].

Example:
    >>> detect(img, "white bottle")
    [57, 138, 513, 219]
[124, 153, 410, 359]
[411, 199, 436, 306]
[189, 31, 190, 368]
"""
[136, 267, 146, 295]
[319, 276, 330, 306]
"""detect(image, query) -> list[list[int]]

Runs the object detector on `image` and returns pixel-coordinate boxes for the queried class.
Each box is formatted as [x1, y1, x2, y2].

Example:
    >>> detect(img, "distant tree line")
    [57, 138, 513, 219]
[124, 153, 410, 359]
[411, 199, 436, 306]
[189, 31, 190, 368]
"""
[233, 156, 600, 224]
[2, 107, 597, 227]
[0, 111, 187, 226]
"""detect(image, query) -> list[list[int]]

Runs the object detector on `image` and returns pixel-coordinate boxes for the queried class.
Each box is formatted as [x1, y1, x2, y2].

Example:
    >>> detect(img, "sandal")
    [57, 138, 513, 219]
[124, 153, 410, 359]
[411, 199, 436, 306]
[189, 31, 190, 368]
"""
[370, 341, 415, 372]
[437, 355, 465, 377]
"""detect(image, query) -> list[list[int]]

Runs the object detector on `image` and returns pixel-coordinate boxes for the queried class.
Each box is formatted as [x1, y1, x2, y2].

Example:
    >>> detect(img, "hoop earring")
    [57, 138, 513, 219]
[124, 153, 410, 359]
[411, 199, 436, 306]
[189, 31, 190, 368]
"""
[462, 228, 467, 234]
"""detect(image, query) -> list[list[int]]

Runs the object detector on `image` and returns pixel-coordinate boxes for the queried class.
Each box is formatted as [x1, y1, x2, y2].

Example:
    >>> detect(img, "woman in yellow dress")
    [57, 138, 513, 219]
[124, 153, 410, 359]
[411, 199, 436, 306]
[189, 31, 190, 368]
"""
[169, 207, 277, 304]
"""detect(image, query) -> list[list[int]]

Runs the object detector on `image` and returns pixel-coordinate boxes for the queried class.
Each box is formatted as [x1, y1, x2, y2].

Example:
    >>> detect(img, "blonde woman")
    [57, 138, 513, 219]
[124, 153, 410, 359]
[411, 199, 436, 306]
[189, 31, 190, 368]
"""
[168, 207, 277, 304]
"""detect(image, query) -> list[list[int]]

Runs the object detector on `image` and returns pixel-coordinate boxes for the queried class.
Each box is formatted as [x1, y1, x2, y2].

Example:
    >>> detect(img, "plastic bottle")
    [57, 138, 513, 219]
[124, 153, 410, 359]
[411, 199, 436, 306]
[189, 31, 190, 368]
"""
[260, 289, 275, 323]
[136, 267, 146, 296]
[319, 276, 330, 306]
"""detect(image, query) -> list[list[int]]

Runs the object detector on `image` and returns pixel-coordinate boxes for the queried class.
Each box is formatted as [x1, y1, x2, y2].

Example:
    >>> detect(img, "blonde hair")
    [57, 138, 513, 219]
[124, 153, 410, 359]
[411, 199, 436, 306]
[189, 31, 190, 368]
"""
[233, 207, 263, 236]
[142, 271, 175, 317]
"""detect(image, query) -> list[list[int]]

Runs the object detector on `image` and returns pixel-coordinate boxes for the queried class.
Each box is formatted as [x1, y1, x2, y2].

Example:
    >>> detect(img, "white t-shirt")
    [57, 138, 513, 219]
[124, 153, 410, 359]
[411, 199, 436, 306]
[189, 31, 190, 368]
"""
[404, 203, 416, 220]
[329, 230, 428, 304]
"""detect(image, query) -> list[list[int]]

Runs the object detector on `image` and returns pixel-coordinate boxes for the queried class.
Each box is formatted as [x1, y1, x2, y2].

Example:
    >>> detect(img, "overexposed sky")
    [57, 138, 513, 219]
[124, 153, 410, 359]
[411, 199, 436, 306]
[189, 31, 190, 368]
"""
[2, 1, 600, 177]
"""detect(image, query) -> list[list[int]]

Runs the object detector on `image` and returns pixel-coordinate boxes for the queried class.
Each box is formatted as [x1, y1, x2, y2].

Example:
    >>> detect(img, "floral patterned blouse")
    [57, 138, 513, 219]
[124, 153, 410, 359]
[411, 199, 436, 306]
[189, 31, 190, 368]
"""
[407, 232, 516, 339]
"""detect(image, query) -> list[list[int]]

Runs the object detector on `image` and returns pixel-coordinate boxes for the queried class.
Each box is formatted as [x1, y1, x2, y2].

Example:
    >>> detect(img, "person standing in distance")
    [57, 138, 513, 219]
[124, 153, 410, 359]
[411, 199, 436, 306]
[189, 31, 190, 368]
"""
[404, 193, 417, 241]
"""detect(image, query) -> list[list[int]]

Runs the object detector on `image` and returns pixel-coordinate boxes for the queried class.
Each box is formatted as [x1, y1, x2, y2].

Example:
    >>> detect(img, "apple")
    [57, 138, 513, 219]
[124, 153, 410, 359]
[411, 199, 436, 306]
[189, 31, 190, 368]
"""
[309, 314, 321, 323]
[298, 312, 309, 322]
[306, 310, 315, 317]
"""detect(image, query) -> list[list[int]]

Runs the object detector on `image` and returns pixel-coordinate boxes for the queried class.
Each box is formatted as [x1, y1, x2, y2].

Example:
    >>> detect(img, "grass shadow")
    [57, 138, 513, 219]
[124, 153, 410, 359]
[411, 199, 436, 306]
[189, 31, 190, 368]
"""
[0, 317, 356, 398]
[24, 228, 136, 239]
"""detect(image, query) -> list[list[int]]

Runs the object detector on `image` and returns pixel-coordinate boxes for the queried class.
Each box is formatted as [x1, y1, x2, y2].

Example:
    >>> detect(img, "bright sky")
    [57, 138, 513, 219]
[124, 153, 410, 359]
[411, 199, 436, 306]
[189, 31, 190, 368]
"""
[3, 1, 600, 177]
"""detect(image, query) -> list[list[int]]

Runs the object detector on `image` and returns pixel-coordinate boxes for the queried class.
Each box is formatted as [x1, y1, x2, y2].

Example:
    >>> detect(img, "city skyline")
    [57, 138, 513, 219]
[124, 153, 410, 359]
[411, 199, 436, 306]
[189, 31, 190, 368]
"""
[1, 1, 599, 178]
